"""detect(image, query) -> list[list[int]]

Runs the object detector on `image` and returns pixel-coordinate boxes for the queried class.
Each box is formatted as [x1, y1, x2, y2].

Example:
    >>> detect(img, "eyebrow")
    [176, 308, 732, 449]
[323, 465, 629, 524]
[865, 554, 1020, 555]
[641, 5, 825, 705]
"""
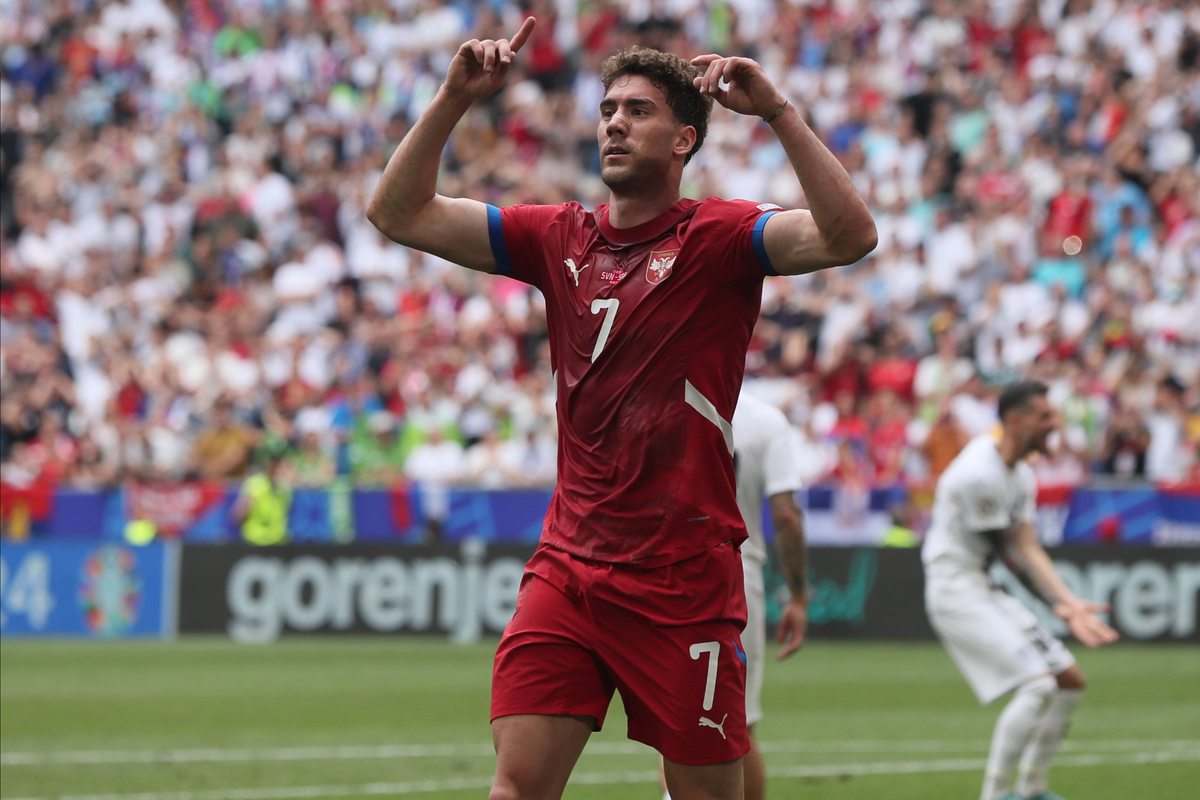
[599, 97, 657, 111]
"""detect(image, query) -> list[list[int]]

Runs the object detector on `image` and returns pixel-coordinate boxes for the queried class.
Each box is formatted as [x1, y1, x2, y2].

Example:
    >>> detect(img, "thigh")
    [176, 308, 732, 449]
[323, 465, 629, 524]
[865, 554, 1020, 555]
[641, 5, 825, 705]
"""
[492, 572, 615, 727]
[993, 590, 1076, 678]
[663, 755, 744, 800]
[928, 588, 1054, 705]
[492, 714, 593, 800]
[741, 557, 767, 727]
[592, 554, 748, 767]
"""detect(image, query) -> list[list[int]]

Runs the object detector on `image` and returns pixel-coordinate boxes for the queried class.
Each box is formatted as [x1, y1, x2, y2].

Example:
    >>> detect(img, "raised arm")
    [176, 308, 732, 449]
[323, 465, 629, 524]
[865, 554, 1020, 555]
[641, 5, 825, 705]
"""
[691, 55, 877, 275]
[366, 18, 536, 273]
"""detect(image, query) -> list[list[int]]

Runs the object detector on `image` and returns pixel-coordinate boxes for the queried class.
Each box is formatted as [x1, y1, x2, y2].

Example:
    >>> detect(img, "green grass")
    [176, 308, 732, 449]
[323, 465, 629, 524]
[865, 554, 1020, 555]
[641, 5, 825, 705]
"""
[1, 639, 1197, 799]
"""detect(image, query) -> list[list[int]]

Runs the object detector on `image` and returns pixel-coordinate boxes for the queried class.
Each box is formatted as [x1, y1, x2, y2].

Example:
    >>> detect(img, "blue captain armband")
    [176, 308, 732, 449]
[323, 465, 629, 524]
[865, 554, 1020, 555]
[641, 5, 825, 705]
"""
[752, 210, 782, 276]
[487, 204, 514, 276]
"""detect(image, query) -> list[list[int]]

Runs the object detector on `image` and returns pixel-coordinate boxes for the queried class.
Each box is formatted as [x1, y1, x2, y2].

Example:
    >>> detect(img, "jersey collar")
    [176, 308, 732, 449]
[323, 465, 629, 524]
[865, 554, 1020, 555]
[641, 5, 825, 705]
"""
[595, 198, 698, 247]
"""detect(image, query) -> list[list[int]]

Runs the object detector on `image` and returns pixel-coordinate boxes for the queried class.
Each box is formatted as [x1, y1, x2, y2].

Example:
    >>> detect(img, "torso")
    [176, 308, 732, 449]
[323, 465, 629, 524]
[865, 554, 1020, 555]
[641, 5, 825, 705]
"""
[922, 435, 1037, 579]
[495, 197, 780, 566]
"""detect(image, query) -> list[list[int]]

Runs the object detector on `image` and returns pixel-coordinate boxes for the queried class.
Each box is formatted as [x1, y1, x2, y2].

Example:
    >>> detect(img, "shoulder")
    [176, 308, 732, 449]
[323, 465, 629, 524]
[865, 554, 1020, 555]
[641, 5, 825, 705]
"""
[242, 474, 269, 495]
[499, 201, 587, 224]
[734, 392, 788, 431]
[733, 393, 790, 446]
[493, 201, 590, 242]
[693, 196, 783, 223]
[942, 437, 1002, 491]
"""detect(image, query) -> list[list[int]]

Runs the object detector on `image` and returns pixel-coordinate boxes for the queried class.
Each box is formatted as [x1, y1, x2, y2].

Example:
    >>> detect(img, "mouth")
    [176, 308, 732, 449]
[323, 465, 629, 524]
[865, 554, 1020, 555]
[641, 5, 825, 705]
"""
[603, 146, 630, 159]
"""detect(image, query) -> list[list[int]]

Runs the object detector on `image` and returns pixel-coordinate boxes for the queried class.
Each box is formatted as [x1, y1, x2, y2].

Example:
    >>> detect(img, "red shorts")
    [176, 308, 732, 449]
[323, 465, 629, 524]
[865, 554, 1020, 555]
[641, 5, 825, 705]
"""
[491, 542, 749, 765]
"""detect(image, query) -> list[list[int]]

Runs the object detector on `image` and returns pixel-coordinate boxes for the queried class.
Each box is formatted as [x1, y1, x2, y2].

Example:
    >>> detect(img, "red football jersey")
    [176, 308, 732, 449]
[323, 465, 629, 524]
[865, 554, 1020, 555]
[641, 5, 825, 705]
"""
[489, 197, 782, 566]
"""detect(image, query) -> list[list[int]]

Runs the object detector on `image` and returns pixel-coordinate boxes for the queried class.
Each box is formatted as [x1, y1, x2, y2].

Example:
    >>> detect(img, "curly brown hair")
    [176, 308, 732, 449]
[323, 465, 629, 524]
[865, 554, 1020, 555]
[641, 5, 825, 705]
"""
[600, 47, 712, 164]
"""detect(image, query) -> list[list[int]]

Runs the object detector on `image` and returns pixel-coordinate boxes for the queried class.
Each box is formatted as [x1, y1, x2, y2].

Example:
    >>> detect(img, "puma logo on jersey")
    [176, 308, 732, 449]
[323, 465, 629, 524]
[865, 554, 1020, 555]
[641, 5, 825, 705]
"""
[699, 714, 728, 739]
[646, 249, 678, 284]
[565, 259, 590, 286]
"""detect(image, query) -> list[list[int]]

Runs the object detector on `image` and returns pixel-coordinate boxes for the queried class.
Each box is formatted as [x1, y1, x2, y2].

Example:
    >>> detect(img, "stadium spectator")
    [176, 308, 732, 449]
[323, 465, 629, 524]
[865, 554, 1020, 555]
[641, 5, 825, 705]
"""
[189, 398, 258, 480]
[404, 427, 465, 542]
[233, 453, 292, 546]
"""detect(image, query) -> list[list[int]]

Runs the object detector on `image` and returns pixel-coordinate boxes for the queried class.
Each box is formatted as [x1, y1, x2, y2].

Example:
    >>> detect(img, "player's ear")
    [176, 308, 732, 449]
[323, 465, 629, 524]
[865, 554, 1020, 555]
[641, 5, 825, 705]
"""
[673, 125, 697, 160]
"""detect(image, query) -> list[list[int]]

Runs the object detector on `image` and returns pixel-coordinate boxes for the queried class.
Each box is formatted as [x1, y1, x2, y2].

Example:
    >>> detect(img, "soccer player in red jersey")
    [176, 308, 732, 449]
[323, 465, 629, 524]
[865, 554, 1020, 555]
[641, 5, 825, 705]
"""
[368, 17, 876, 800]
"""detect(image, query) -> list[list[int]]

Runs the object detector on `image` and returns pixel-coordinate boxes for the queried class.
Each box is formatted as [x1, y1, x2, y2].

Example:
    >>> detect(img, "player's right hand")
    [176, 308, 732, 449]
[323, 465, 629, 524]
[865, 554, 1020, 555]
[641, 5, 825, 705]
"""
[1054, 600, 1119, 647]
[776, 595, 809, 660]
[445, 17, 536, 105]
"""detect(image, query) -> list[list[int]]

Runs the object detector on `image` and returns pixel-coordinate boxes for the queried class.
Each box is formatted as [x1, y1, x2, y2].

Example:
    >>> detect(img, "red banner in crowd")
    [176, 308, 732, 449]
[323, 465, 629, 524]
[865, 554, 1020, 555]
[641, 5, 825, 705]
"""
[126, 482, 227, 538]
[0, 478, 55, 540]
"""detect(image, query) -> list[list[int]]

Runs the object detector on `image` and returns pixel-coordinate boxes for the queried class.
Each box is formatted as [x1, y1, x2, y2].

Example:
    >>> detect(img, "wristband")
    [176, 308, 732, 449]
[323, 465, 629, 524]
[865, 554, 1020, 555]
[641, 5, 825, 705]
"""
[761, 99, 788, 122]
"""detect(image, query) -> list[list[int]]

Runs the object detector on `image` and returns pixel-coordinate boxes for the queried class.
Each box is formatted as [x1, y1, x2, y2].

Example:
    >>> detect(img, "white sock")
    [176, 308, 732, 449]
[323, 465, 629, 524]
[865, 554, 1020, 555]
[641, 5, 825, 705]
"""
[1015, 688, 1083, 798]
[980, 675, 1056, 800]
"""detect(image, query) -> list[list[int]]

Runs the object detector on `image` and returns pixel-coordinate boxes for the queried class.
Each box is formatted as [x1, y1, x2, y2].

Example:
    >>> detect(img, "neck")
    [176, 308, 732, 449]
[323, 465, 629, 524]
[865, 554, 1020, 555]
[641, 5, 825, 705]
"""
[606, 177, 683, 229]
[996, 432, 1025, 469]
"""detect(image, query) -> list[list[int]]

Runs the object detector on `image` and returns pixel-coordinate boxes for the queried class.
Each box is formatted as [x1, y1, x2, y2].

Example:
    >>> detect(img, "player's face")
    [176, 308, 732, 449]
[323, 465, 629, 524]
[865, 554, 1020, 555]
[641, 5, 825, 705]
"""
[1019, 395, 1059, 457]
[598, 75, 693, 191]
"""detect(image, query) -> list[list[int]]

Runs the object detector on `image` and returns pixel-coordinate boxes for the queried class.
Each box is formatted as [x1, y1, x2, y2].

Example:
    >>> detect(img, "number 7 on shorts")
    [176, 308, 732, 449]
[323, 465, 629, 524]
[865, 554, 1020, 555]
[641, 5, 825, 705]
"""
[690, 641, 720, 711]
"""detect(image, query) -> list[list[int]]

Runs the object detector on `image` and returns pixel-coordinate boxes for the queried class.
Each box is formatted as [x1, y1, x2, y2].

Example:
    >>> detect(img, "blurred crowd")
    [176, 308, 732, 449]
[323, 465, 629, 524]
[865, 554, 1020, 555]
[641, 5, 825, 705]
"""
[1, 0, 1198, 504]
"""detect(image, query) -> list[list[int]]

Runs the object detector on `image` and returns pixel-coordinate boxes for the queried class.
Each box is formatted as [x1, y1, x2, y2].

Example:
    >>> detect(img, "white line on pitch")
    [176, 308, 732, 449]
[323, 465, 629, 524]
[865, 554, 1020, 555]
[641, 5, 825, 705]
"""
[4, 739, 1197, 767]
[0, 745, 500, 767]
[2, 750, 1197, 800]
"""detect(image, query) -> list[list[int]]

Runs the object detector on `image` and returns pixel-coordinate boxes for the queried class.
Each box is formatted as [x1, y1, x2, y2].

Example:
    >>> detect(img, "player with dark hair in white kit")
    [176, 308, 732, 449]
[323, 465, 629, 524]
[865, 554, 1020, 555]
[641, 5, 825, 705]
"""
[923, 381, 1118, 800]
[729, 389, 810, 800]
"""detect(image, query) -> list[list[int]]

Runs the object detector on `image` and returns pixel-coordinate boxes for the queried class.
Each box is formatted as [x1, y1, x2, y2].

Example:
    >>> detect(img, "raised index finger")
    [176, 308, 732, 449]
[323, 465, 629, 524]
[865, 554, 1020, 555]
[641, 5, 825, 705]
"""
[509, 16, 537, 54]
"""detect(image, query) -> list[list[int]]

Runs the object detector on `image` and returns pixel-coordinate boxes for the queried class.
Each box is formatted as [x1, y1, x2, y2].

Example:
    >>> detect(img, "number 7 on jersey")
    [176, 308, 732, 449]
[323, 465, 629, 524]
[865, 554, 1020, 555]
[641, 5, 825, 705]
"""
[590, 298, 619, 362]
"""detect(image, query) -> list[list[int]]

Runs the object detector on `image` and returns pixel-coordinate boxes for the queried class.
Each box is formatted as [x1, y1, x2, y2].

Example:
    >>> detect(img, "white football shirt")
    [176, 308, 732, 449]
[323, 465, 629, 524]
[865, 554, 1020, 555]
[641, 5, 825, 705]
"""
[922, 434, 1037, 578]
[733, 391, 803, 565]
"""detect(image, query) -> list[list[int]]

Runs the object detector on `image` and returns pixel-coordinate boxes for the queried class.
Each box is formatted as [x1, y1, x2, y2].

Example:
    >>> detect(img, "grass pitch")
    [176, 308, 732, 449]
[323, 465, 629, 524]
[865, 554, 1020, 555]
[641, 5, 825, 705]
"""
[1, 638, 1197, 799]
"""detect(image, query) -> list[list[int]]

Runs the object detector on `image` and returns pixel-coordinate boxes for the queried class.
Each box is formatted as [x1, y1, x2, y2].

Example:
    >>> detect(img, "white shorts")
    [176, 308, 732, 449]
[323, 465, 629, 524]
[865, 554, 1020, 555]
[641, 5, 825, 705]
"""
[926, 570, 1075, 705]
[742, 553, 766, 726]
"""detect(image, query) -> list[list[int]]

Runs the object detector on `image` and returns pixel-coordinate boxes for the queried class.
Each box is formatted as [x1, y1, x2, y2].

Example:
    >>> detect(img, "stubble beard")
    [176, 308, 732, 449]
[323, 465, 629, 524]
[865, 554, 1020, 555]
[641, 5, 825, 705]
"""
[1025, 428, 1053, 458]
[600, 159, 648, 195]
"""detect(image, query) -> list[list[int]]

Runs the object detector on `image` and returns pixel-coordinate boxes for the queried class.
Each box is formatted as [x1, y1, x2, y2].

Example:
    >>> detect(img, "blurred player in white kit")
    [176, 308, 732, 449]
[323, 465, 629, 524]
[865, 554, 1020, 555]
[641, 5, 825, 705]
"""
[923, 381, 1118, 800]
[732, 390, 809, 800]
[662, 388, 808, 800]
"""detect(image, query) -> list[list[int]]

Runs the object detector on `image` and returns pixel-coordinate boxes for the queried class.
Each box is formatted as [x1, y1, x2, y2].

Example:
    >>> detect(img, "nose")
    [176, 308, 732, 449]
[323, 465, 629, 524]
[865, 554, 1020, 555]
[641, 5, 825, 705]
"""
[605, 111, 629, 138]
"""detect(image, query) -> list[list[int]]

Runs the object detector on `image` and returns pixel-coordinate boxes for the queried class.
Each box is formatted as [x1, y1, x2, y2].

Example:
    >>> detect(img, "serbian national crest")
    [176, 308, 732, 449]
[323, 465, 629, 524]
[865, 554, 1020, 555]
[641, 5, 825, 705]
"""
[646, 249, 678, 285]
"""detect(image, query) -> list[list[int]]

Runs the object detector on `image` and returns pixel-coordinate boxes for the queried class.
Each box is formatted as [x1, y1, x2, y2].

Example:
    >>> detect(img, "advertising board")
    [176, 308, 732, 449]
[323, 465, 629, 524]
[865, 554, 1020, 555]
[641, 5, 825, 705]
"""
[179, 541, 526, 643]
[0, 542, 178, 638]
[179, 544, 1200, 643]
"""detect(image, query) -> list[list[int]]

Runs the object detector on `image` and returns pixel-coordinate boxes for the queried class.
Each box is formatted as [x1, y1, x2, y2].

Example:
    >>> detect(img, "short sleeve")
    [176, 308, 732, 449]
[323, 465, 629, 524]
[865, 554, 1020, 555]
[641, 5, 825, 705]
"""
[488, 203, 564, 288]
[704, 198, 785, 283]
[956, 479, 1010, 533]
[762, 413, 803, 497]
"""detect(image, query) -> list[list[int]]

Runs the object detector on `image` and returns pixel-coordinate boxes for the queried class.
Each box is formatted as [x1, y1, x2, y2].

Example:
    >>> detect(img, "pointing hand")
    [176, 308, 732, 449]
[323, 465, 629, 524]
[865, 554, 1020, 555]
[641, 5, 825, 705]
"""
[445, 17, 537, 105]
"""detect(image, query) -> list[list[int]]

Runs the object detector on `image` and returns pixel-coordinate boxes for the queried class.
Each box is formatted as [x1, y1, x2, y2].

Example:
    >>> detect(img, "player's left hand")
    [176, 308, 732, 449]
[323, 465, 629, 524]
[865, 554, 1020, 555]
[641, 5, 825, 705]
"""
[1054, 599, 1119, 647]
[776, 596, 808, 660]
[690, 55, 787, 121]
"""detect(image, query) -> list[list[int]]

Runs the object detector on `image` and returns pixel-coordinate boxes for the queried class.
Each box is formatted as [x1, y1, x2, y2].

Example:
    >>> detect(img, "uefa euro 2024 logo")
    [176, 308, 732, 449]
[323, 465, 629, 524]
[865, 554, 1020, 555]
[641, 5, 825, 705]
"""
[78, 545, 142, 636]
